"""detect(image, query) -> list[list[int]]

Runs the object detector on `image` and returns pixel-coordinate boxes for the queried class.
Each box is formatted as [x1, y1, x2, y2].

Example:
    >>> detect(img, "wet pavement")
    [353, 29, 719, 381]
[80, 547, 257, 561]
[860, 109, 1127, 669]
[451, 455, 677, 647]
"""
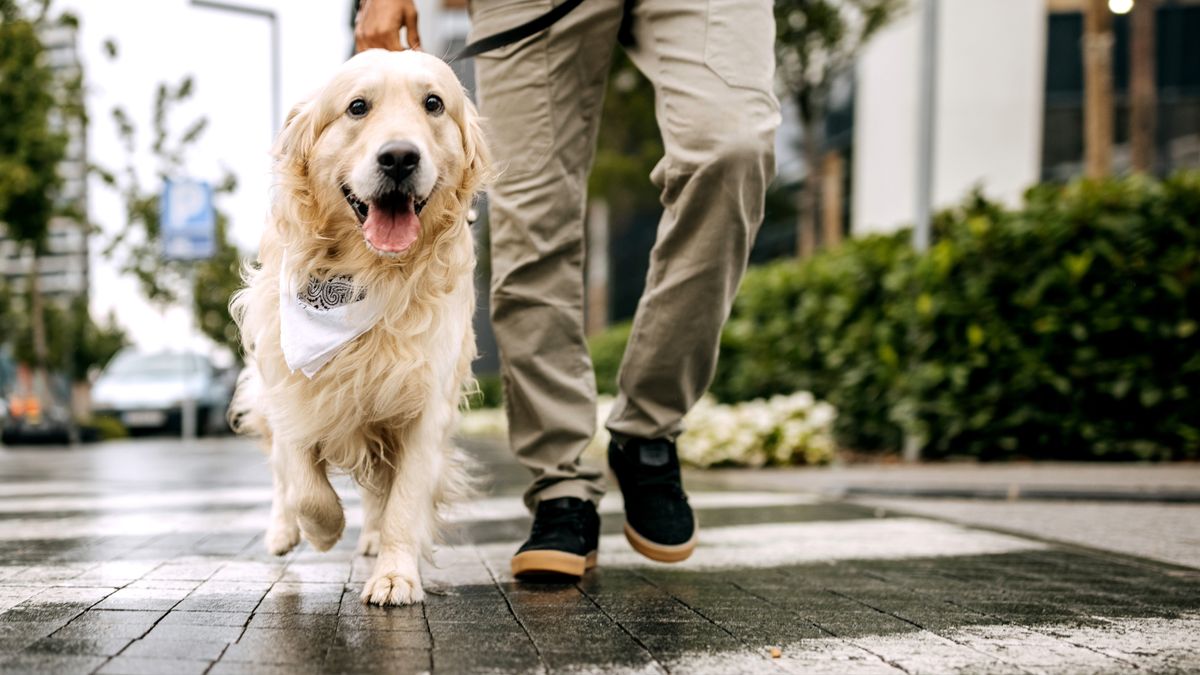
[0, 436, 1196, 674]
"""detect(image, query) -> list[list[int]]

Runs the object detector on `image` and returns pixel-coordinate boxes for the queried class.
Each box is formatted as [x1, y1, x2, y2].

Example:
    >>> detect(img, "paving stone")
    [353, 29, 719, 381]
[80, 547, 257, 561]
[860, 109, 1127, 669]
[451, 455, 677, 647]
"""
[0, 621, 58, 641]
[98, 656, 214, 675]
[222, 628, 331, 664]
[0, 601, 89, 624]
[323, 646, 432, 674]
[210, 562, 288, 583]
[336, 613, 427, 633]
[0, 639, 32, 654]
[210, 663, 322, 675]
[0, 653, 108, 675]
[156, 610, 250, 627]
[94, 586, 190, 611]
[121, 637, 229, 660]
[429, 645, 542, 673]
[249, 612, 338, 634]
[257, 582, 344, 614]
[24, 635, 132, 656]
[278, 563, 352, 584]
[143, 621, 245, 643]
[144, 561, 226, 581]
[173, 594, 263, 613]
[333, 629, 432, 650]
[63, 609, 166, 632]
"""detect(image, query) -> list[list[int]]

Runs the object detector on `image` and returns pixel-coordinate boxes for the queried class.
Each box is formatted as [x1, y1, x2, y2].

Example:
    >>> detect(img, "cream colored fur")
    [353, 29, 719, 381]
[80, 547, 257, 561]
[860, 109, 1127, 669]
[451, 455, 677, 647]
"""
[229, 50, 489, 606]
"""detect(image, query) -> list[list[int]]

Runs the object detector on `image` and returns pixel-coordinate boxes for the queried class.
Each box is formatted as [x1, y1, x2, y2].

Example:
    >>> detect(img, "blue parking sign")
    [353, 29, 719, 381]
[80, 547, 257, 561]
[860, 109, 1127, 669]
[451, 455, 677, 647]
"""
[161, 179, 216, 261]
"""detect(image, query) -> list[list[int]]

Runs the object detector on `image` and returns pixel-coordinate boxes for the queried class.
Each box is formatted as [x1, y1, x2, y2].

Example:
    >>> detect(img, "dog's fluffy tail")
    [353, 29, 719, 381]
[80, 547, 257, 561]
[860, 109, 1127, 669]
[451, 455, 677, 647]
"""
[228, 363, 270, 443]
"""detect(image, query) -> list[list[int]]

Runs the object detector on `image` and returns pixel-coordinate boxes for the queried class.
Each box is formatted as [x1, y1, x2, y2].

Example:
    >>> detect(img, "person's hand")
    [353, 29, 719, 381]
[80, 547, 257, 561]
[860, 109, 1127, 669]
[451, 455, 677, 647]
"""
[355, 0, 421, 52]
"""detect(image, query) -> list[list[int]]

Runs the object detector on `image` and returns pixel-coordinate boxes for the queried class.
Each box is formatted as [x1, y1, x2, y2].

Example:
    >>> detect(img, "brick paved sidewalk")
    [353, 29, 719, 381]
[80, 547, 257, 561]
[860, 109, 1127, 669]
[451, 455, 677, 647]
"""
[0, 437, 1195, 674]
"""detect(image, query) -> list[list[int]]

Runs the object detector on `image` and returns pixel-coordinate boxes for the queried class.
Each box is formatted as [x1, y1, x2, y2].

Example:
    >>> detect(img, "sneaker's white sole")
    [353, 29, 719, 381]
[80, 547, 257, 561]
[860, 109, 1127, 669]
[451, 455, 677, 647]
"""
[623, 522, 697, 563]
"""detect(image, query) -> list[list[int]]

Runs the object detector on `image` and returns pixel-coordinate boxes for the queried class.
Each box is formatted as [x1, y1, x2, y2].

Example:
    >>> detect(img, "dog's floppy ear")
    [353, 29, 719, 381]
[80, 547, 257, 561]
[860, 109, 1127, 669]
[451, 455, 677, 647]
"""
[274, 100, 318, 173]
[459, 98, 491, 195]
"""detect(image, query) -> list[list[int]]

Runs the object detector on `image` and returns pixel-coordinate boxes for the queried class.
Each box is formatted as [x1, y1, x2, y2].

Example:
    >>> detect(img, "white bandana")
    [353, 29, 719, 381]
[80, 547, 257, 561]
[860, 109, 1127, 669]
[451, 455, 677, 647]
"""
[279, 260, 383, 379]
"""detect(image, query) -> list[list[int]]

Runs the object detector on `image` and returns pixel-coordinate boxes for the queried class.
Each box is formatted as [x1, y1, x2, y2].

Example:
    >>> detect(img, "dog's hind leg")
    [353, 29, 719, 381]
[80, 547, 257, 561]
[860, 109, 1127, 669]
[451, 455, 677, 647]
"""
[264, 440, 301, 556]
[355, 469, 390, 556]
[281, 441, 345, 552]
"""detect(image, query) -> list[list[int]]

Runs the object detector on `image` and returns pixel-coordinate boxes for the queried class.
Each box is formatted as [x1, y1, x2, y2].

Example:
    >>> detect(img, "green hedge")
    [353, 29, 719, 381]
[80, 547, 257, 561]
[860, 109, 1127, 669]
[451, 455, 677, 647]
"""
[591, 321, 632, 396]
[592, 174, 1200, 460]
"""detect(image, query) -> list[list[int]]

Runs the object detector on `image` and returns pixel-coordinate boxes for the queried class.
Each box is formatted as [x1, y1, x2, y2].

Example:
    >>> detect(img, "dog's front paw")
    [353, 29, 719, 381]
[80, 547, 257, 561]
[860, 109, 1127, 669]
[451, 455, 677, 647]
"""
[361, 570, 425, 606]
[297, 495, 345, 552]
[356, 530, 381, 556]
[264, 520, 300, 556]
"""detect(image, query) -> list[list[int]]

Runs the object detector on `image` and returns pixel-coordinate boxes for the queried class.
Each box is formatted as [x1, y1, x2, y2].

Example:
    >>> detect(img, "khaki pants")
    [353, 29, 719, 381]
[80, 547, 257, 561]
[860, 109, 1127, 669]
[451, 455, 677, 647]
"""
[471, 0, 780, 508]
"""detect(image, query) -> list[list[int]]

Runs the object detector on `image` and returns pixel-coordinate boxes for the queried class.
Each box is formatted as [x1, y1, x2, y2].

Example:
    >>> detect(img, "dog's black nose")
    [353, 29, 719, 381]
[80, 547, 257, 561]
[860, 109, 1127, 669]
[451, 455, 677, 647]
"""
[377, 141, 420, 182]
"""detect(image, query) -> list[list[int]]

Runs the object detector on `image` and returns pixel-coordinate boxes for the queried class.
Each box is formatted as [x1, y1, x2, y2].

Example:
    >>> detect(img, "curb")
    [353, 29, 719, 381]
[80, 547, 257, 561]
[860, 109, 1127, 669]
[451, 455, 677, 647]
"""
[836, 485, 1200, 503]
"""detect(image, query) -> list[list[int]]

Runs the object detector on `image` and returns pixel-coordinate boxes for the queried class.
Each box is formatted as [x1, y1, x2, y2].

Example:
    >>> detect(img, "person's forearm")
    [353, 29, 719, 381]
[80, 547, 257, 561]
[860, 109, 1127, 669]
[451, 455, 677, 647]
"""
[355, 0, 421, 52]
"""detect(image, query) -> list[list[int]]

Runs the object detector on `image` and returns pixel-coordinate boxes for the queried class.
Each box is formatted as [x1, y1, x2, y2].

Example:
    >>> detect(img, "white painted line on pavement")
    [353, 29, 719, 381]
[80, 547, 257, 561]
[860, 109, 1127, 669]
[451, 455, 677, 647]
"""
[475, 517, 1046, 571]
[0, 491, 821, 538]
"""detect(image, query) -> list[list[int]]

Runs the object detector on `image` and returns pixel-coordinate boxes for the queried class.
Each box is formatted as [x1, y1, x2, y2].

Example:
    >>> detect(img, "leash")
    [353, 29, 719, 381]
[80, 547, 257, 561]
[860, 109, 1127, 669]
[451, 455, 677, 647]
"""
[452, 0, 587, 61]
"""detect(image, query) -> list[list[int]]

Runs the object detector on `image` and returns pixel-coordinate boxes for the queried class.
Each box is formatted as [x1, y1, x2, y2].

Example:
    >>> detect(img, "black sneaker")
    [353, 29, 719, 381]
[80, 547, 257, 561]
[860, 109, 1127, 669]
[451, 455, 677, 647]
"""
[608, 437, 697, 562]
[511, 497, 600, 578]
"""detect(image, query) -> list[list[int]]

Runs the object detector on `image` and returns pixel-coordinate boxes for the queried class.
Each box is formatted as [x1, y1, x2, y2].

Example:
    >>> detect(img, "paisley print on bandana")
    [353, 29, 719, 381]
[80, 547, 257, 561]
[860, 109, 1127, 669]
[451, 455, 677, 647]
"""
[298, 275, 366, 311]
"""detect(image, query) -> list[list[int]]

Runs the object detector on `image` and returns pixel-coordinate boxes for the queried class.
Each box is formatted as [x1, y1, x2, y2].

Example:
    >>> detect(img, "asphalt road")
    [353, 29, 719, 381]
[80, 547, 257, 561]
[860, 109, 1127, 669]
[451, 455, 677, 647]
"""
[0, 436, 1195, 674]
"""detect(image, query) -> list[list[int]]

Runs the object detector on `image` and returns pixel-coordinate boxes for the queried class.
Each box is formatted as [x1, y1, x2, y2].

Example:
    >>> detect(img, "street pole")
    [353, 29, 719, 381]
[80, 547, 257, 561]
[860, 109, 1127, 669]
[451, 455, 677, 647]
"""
[181, 265, 199, 441]
[906, 0, 939, 463]
[913, 0, 938, 255]
[190, 0, 282, 136]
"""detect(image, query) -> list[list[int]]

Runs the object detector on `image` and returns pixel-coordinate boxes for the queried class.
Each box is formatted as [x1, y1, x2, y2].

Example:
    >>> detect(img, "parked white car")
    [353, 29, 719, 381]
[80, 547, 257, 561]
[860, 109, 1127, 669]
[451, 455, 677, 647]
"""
[91, 350, 235, 436]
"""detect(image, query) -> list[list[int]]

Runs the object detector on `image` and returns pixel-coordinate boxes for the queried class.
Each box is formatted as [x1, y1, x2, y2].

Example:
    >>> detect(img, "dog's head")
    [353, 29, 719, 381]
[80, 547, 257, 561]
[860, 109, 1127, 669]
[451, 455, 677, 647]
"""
[274, 49, 487, 259]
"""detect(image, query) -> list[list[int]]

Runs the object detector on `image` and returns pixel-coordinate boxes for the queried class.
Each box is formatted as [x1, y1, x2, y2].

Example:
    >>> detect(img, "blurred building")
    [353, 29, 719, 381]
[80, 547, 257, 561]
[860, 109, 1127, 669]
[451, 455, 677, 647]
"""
[847, 0, 1200, 235]
[0, 21, 89, 306]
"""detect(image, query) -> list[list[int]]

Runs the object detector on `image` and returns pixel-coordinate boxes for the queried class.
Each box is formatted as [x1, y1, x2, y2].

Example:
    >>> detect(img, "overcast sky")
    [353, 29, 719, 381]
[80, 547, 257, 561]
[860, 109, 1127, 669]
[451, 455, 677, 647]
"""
[59, 0, 354, 362]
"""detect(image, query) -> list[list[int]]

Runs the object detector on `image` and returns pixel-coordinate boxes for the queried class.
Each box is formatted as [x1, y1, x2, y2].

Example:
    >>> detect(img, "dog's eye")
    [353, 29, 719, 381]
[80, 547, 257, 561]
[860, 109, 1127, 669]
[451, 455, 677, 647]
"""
[423, 94, 444, 116]
[347, 98, 370, 118]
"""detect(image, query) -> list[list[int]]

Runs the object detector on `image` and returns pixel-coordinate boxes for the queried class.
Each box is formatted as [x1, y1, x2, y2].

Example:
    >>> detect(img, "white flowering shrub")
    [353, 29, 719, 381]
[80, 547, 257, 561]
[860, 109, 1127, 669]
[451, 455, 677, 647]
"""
[676, 393, 837, 467]
[459, 391, 837, 468]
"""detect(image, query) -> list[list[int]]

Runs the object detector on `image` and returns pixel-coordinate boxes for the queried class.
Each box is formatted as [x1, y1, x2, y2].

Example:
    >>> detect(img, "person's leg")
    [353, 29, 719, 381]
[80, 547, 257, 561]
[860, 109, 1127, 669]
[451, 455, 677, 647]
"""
[610, 0, 781, 441]
[603, 0, 780, 562]
[471, 0, 623, 510]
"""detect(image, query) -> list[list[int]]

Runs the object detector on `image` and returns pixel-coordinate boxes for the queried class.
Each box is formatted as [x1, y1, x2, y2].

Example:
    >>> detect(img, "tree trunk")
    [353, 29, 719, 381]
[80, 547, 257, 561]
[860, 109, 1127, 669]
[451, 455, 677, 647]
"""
[1083, 0, 1114, 178]
[821, 150, 845, 249]
[28, 246, 49, 401]
[797, 117, 821, 258]
[1130, 0, 1157, 173]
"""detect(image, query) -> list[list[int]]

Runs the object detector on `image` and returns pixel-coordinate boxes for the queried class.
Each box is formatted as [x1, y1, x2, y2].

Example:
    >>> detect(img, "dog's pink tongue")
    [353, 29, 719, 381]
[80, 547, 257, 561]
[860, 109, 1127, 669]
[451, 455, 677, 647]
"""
[363, 204, 420, 253]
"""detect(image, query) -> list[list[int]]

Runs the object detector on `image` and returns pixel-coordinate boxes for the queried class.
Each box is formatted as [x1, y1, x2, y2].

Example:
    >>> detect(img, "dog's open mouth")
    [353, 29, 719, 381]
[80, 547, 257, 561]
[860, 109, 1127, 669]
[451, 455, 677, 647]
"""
[342, 186, 428, 254]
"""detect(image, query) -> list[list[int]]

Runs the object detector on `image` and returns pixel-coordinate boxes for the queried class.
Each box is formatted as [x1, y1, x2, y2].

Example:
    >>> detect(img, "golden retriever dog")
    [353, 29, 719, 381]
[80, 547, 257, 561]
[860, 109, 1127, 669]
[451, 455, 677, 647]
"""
[229, 49, 488, 605]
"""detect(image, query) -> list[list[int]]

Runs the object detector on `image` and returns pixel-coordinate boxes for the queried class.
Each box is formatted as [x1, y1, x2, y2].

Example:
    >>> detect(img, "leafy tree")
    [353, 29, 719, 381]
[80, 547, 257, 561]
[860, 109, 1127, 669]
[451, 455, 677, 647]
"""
[14, 294, 126, 381]
[194, 213, 244, 356]
[94, 41, 245, 359]
[775, 0, 905, 255]
[1, 2, 130, 394]
[0, 0, 69, 392]
[0, 282, 11, 332]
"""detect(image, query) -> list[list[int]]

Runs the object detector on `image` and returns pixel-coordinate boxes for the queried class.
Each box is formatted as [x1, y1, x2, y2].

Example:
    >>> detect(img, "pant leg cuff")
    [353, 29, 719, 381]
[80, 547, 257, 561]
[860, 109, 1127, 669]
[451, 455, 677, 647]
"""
[525, 479, 606, 511]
